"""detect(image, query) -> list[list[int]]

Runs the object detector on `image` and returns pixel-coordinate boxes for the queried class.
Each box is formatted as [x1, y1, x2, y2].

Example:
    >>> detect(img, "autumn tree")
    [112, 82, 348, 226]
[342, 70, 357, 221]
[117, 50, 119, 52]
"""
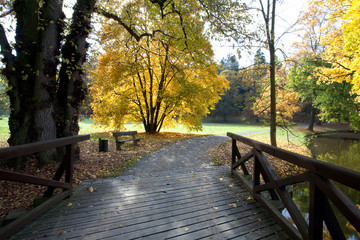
[91, 0, 228, 133]
[253, 67, 300, 127]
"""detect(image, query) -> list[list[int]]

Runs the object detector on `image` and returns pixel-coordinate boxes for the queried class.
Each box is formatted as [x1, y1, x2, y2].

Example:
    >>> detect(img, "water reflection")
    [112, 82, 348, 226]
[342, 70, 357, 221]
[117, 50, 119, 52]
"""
[284, 136, 360, 239]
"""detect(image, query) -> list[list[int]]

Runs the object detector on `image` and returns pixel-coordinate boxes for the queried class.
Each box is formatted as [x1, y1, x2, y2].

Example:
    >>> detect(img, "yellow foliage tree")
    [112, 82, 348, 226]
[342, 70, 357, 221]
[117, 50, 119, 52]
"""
[91, 0, 228, 133]
[253, 69, 300, 126]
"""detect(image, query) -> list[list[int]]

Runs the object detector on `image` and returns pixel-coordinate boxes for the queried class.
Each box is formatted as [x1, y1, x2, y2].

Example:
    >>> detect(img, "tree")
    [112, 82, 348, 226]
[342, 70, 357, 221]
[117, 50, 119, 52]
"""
[91, 0, 228, 133]
[210, 69, 251, 121]
[0, 0, 96, 169]
[253, 67, 300, 127]
[257, 0, 278, 146]
[288, 57, 324, 131]
[254, 48, 266, 65]
[220, 54, 239, 71]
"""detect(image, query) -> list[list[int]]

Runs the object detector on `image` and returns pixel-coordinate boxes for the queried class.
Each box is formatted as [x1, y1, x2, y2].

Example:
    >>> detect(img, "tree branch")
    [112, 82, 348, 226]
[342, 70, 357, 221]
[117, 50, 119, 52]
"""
[95, 7, 172, 42]
[0, 8, 14, 18]
[0, 23, 15, 78]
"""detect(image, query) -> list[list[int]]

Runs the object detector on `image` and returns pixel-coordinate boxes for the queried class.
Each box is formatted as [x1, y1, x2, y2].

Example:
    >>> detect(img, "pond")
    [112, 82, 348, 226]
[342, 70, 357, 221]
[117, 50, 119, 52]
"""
[282, 136, 360, 239]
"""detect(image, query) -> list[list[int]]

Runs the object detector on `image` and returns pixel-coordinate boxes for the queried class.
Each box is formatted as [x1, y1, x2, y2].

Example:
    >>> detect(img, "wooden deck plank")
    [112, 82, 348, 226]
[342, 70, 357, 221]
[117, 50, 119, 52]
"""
[12, 166, 289, 239]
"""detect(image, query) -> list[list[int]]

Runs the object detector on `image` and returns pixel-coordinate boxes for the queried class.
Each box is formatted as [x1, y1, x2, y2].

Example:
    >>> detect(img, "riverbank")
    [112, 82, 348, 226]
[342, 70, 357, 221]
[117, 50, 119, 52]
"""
[295, 122, 360, 140]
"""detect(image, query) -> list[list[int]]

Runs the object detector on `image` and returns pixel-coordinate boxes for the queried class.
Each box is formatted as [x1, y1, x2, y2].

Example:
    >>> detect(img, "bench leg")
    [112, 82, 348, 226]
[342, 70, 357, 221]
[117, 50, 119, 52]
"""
[116, 142, 124, 151]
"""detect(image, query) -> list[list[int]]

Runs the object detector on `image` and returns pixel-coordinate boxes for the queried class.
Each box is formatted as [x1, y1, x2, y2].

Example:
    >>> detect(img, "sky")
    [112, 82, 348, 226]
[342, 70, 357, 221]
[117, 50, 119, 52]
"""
[212, 0, 308, 67]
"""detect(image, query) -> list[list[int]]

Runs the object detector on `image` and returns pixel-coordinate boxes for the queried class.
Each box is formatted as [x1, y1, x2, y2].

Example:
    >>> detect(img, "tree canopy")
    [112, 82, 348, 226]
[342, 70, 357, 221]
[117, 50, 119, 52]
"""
[91, 0, 228, 133]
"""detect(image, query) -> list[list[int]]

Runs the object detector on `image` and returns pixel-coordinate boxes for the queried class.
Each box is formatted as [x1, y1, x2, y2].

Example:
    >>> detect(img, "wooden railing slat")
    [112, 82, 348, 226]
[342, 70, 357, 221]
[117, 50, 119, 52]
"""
[0, 169, 71, 189]
[0, 190, 70, 240]
[232, 151, 253, 171]
[0, 134, 90, 161]
[227, 132, 360, 190]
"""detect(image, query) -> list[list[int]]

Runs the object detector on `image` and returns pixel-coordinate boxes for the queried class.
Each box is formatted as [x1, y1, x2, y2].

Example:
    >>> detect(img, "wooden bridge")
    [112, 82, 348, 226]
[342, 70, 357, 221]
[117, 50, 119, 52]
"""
[0, 133, 359, 239]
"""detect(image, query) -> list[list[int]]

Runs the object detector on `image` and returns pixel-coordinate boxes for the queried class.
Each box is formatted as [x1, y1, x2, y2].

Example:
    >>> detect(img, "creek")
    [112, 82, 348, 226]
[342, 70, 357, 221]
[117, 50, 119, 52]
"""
[283, 135, 360, 239]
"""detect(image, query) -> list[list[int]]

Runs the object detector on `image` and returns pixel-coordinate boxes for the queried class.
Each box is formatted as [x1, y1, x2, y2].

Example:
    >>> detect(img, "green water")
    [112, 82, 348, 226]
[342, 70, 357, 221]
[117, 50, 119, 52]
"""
[283, 136, 360, 239]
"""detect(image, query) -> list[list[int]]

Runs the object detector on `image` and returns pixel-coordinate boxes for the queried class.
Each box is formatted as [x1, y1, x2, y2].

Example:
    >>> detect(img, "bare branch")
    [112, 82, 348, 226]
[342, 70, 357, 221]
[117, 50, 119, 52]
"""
[95, 7, 173, 42]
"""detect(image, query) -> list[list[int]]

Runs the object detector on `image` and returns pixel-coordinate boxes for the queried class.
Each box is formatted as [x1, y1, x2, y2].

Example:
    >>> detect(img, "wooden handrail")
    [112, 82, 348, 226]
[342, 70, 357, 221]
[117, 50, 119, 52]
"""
[228, 132, 360, 191]
[0, 134, 90, 240]
[228, 132, 360, 240]
[0, 134, 90, 161]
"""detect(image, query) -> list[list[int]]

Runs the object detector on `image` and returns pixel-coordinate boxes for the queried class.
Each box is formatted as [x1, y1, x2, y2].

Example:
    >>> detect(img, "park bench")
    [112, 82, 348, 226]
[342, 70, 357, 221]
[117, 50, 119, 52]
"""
[113, 131, 140, 150]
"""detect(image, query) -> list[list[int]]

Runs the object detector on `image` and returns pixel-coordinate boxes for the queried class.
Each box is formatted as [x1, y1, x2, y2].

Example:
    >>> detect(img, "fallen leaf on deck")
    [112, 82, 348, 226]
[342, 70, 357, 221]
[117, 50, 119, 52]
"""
[88, 186, 94, 193]
[183, 227, 189, 232]
[119, 224, 123, 228]
[67, 203, 72, 207]
[134, 182, 139, 185]
[178, 179, 182, 181]
[57, 230, 63, 235]
[229, 203, 237, 208]
[219, 178, 223, 181]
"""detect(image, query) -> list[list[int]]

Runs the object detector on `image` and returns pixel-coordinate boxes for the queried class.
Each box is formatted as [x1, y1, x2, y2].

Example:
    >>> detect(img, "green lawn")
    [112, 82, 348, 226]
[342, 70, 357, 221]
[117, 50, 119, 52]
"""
[0, 115, 9, 142]
[0, 116, 269, 141]
[79, 119, 269, 135]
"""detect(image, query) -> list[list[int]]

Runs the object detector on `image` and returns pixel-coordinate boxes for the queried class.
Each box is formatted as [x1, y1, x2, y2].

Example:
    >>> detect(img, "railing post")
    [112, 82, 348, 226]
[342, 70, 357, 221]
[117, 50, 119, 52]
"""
[231, 139, 236, 175]
[64, 143, 75, 197]
[309, 182, 324, 240]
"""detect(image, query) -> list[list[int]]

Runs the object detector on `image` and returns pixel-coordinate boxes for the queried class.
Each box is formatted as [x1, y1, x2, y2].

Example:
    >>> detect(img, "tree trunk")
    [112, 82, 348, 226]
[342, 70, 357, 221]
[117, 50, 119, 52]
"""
[0, 0, 95, 169]
[308, 105, 316, 131]
[269, 0, 277, 146]
[56, 0, 96, 139]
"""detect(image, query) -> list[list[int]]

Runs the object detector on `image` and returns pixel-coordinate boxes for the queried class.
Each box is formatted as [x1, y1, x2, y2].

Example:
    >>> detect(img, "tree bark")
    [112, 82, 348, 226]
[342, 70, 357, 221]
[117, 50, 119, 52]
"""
[56, 0, 96, 139]
[0, 0, 95, 169]
[308, 105, 316, 131]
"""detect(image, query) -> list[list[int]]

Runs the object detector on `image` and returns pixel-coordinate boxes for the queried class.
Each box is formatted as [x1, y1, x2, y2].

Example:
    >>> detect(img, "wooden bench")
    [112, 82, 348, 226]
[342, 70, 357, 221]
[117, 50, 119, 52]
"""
[113, 131, 140, 150]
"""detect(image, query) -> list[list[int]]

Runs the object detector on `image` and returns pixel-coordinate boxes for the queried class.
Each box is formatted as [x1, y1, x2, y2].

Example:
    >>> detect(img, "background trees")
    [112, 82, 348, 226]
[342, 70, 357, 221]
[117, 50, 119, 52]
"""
[91, 0, 228, 133]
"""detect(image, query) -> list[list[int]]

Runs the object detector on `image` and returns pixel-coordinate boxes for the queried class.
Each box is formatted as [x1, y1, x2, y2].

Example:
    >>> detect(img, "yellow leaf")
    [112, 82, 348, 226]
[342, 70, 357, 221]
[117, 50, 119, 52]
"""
[178, 179, 182, 181]
[134, 182, 139, 185]
[88, 186, 94, 193]
[119, 224, 123, 228]
[67, 203, 72, 207]
[183, 227, 189, 232]
[219, 178, 223, 181]
[57, 230, 63, 235]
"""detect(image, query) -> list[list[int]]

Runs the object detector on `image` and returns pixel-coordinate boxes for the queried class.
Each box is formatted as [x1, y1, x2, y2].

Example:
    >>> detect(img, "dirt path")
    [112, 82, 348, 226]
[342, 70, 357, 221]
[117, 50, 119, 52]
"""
[122, 130, 268, 176]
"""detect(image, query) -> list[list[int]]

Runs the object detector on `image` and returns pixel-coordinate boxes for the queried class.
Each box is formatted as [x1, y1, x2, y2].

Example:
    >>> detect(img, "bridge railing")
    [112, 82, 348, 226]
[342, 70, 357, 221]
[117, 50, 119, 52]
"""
[228, 132, 360, 240]
[0, 134, 90, 239]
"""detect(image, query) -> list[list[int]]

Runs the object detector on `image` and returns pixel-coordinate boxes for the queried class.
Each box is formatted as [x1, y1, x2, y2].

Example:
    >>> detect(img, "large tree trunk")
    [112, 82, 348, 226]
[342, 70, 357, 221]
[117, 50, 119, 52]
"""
[4, 0, 64, 168]
[0, 0, 95, 169]
[56, 0, 96, 139]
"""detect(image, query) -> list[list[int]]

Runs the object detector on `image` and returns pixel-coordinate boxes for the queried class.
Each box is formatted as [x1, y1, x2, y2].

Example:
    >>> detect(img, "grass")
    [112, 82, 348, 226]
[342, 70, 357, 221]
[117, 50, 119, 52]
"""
[0, 116, 9, 144]
[79, 118, 269, 136]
